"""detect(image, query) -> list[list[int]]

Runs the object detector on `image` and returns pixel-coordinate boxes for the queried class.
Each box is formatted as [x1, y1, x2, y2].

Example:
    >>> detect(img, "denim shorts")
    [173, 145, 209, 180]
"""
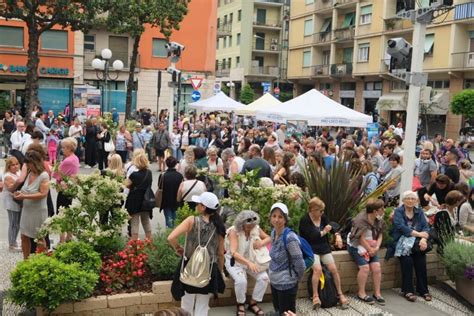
[348, 246, 379, 266]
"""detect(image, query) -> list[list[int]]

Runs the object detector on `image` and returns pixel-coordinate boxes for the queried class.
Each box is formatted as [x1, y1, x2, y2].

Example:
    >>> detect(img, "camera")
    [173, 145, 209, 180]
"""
[387, 38, 412, 71]
[165, 42, 185, 57]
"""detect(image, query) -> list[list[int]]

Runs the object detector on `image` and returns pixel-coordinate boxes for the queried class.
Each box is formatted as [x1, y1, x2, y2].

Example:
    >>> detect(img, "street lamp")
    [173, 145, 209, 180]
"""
[226, 81, 235, 99]
[92, 48, 124, 114]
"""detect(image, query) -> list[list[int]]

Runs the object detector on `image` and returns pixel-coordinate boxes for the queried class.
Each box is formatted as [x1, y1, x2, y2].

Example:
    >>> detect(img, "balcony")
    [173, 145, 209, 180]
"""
[313, 31, 332, 44]
[84, 51, 139, 71]
[312, 65, 330, 77]
[333, 26, 355, 42]
[384, 18, 413, 33]
[215, 68, 230, 77]
[315, 0, 333, 12]
[254, 0, 285, 5]
[333, 0, 357, 7]
[451, 52, 474, 69]
[249, 66, 280, 76]
[454, 1, 474, 21]
[252, 42, 281, 53]
[330, 63, 353, 77]
[253, 19, 282, 29]
[217, 23, 232, 37]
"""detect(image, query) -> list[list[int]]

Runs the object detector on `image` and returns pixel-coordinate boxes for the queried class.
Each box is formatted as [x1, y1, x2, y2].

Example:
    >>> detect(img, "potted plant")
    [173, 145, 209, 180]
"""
[441, 240, 474, 304]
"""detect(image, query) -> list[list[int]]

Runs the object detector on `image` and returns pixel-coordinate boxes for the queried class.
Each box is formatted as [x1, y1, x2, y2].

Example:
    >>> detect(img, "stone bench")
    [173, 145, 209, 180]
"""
[38, 249, 447, 315]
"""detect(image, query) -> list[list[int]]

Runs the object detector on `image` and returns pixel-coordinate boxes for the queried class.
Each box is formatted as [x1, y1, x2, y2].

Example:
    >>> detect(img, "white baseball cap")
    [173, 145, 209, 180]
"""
[191, 192, 220, 210]
[270, 202, 289, 217]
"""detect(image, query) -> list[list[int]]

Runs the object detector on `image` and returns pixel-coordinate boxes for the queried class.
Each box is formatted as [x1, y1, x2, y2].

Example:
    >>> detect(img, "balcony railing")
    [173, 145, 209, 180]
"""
[250, 66, 280, 76]
[253, 19, 282, 28]
[313, 31, 332, 44]
[334, 0, 357, 5]
[315, 0, 332, 11]
[454, 2, 474, 20]
[254, 0, 286, 4]
[215, 68, 230, 77]
[312, 65, 330, 76]
[217, 23, 232, 37]
[252, 42, 281, 52]
[452, 52, 474, 69]
[333, 26, 355, 42]
[384, 18, 413, 32]
[330, 63, 353, 76]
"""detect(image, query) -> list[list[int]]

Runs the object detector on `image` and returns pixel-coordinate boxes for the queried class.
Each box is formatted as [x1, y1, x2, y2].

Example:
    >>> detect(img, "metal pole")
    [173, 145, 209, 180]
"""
[104, 60, 109, 115]
[399, 18, 427, 195]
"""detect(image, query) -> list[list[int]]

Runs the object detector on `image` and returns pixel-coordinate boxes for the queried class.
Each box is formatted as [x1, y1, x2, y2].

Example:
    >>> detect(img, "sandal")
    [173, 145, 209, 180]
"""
[356, 295, 375, 305]
[236, 303, 246, 316]
[403, 292, 417, 302]
[338, 294, 349, 309]
[373, 295, 386, 306]
[422, 293, 432, 301]
[247, 302, 264, 316]
[312, 296, 321, 310]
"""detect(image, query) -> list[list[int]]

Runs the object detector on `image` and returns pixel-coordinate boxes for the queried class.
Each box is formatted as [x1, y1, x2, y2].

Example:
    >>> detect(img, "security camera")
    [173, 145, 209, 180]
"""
[168, 42, 185, 51]
[387, 37, 412, 71]
[167, 66, 181, 82]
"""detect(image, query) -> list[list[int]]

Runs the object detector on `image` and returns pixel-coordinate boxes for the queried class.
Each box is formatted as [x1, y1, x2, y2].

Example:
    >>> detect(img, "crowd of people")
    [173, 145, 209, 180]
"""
[1, 106, 474, 315]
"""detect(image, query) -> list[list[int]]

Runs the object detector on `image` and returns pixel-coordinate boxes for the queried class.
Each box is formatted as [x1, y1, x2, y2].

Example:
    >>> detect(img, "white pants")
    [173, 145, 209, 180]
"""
[225, 258, 269, 304]
[181, 292, 211, 316]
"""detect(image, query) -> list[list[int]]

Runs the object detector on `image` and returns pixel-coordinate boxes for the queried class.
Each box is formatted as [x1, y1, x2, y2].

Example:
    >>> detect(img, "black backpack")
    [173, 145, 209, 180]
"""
[307, 265, 338, 308]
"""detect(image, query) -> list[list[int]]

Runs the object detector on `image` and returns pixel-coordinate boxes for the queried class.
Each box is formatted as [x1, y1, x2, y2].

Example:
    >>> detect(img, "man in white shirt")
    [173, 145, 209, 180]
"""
[10, 120, 31, 162]
[276, 124, 287, 148]
[34, 112, 50, 140]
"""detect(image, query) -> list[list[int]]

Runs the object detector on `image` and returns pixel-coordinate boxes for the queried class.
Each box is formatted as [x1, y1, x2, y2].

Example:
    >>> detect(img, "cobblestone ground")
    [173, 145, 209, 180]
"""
[0, 242, 27, 316]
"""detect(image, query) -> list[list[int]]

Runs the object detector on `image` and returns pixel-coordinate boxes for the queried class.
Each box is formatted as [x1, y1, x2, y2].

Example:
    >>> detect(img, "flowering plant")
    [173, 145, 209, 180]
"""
[99, 239, 150, 294]
[464, 265, 474, 280]
[38, 173, 129, 246]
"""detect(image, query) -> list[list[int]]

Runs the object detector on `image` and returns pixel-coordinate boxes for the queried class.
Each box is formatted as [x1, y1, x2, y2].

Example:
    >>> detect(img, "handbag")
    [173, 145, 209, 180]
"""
[141, 170, 155, 211]
[412, 176, 423, 191]
[248, 236, 271, 272]
[412, 237, 433, 254]
[180, 217, 215, 288]
[155, 173, 164, 209]
[104, 134, 115, 152]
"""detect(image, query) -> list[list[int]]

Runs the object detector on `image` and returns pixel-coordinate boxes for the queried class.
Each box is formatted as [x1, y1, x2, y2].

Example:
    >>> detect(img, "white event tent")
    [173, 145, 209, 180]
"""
[255, 89, 373, 128]
[234, 93, 282, 116]
[188, 91, 244, 112]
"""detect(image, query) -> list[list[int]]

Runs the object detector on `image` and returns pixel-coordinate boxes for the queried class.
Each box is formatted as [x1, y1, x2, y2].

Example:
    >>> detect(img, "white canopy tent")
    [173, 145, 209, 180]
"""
[234, 93, 282, 116]
[255, 89, 373, 127]
[188, 91, 244, 112]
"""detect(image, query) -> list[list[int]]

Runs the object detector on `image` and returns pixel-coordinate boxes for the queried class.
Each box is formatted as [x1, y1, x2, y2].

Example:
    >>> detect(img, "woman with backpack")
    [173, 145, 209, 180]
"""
[168, 192, 226, 316]
[299, 197, 349, 310]
[269, 202, 305, 315]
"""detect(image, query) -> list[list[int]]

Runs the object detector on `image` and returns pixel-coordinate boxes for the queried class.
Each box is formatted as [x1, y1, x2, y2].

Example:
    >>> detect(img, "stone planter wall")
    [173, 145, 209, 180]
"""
[39, 249, 447, 315]
[455, 276, 474, 305]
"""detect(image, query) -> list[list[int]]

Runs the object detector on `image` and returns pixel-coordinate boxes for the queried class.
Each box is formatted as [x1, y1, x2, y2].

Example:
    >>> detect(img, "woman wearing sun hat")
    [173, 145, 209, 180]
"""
[168, 192, 226, 316]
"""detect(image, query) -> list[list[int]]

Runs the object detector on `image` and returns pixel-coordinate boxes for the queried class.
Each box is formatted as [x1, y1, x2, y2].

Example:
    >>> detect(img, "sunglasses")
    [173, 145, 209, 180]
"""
[245, 217, 258, 223]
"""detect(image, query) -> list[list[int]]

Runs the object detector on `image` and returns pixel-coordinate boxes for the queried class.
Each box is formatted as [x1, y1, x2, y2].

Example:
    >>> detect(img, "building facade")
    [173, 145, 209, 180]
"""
[215, 0, 290, 97]
[0, 0, 217, 115]
[288, 0, 474, 139]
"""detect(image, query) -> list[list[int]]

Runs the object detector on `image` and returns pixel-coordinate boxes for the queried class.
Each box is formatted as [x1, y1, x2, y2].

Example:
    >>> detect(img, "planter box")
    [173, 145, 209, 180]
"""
[40, 250, 447, 315]
[455, 276, 474, 305]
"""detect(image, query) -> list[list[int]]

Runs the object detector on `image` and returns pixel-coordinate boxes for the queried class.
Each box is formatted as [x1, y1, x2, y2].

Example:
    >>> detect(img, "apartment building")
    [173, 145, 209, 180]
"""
[216, 0, 290, 97]
[0, 0, 217, 114]
[288, 0, 474, 139]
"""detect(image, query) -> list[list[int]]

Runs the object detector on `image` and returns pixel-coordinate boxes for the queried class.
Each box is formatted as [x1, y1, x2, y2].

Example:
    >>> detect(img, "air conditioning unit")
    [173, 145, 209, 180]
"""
[270, 44, 278, 51]
[271, 38, 278, 44]
[337, 65, 346, 74]
[315, 66, 323, 75]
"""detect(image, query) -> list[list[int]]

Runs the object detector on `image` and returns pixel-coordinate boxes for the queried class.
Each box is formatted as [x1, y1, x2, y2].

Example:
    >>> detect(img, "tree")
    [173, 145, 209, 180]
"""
[0, 1, 101, 117]
[451, 89, 474, 119]
[240, 84, 255, 105]
[105, 0, 189, 120]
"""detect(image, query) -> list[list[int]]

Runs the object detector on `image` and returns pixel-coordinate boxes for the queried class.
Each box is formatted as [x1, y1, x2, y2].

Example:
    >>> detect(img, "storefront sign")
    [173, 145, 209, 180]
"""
[340, 90, 355, 98]
[0, 64, 69, 76]
[363, 90, 382, 98]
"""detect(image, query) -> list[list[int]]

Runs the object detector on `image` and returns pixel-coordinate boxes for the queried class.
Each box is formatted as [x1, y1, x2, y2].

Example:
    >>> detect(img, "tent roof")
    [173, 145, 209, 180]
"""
[234, 93, 282, 116]
[255, 89, 373, 127]
[188, 91, 244, 112]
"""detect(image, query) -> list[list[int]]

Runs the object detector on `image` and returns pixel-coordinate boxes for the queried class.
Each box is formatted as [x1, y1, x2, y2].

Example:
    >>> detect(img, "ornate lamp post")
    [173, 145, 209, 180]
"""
[91, 48, 124, 114]
[227, 81, 235, 100]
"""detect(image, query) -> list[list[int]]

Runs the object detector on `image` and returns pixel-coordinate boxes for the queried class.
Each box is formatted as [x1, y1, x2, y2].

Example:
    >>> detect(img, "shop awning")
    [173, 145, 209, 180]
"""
[376, 93, 407, 111]
[341, 12, 355, 28]
[422, 91, 449, 115]
[424, 34, 435, 54]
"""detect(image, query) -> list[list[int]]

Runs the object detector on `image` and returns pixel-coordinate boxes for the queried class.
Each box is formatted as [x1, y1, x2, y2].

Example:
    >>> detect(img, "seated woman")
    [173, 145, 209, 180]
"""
[225, 210, 271, 316]
[347, 198, 386, 305]
[298, 197, 349, 310]
[459, 188, 474, 234]
[386, 191, 432, 302]
[433, 190, 464, 249]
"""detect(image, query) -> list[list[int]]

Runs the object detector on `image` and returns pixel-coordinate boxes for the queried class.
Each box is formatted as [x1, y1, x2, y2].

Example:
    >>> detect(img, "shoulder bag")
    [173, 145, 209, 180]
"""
[178, 180, 198, 208]
[141, 170, 156, 211]
[180, 217, 215, 288]
[155, 173, 164, 209]
[104, 132, 115, 152]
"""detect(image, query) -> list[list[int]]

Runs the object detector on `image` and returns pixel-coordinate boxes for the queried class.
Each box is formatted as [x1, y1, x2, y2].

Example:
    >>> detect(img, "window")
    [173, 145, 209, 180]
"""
[424, 34, 434, 55]
[304, 19, 313, 36]
[238, 10, 241, 21]
[152, 38, 167, 57]
[222, 59, 226, 69]
[360, 5, 372, 25]
[322, 50, 330, 65]
[217, 38, 220, 49]
[237, 33, 241, 45]
[230, 13, 233, 23]
[365, 81, 383, 90]
[236, 56, 240, 67]
[427, 80, 450, 89]
[228, 58, 232, 68]
[303, 50, 312, 67]
[305, 0, 314, 4]
[392, 80, 407, 90]
[256, 9, 266, 25]
[320, 18, 332, 33]
[341, 82, 356, 90]
[41, 30, 67, 50]
[84, 34, 95, 51]
[224, 15, 228, 24]
[320, 83, 332, 90]
[217, 18, 220, 27]
[341, 12, 355, 28]
[224, 37, 227, 48]
[358, 43, 370, 62]
[0, 26, 23, 47]
[229, 35, 232, 47]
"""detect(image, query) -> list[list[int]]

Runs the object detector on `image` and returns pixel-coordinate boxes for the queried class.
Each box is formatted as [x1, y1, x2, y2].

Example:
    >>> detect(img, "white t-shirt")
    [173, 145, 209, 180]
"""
[181, 180, 207, 202]
[68, 125, 83, 138]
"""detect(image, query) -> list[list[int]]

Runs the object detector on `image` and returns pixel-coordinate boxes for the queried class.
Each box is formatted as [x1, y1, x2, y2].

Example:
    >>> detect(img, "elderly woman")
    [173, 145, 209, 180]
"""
[221, 148, 245, 178]
[386, 191, 432, 302]
[225, 211, 270, 315]
[14, 151, 50, 259]
[269, 203, 305, 315]
[177, 166, 207, 210]
[178, 146, 195, 176]
[299, 197, 349, 310]
[348, 198, 386, 305]
[207, 146, 224, 176]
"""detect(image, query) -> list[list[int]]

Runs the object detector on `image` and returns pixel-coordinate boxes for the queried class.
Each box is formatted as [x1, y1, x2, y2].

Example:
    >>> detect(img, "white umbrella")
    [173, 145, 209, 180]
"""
[234, 93, 282, 116]
[255, 89, 373, 128]
[188, 91, 244, 112]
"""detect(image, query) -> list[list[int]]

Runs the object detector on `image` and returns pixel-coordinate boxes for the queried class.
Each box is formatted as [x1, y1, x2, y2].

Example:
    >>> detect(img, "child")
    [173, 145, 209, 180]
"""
[170, 127, 182, 160]
[46, 129, 60, 165]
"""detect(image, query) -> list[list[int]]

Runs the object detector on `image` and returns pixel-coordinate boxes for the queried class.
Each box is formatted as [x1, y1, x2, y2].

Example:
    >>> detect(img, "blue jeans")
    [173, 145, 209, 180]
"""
[163, 207, 177, 228]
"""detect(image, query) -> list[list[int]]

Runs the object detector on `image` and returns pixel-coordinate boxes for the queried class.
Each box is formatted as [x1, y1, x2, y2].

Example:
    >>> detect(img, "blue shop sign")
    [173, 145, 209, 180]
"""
[0, 64, 69, 76]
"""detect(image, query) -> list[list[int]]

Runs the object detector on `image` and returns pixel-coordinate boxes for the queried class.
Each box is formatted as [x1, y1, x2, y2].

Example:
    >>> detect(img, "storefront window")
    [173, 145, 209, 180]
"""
[41, 30, 68, 50]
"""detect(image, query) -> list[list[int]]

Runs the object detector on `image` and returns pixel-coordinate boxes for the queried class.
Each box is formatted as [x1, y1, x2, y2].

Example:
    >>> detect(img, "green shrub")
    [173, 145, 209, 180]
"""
[53, 241, 102, 274]
[175, 202, 197, 226]
[8, 254, 97, 312]
[441, 240, 474, 282]
[145, 230, 181, 281]
[93, 234, 127, 258]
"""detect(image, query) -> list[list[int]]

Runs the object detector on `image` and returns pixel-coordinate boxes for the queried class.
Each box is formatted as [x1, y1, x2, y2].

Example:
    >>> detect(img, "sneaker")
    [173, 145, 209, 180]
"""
[84, 165, 91, 169]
